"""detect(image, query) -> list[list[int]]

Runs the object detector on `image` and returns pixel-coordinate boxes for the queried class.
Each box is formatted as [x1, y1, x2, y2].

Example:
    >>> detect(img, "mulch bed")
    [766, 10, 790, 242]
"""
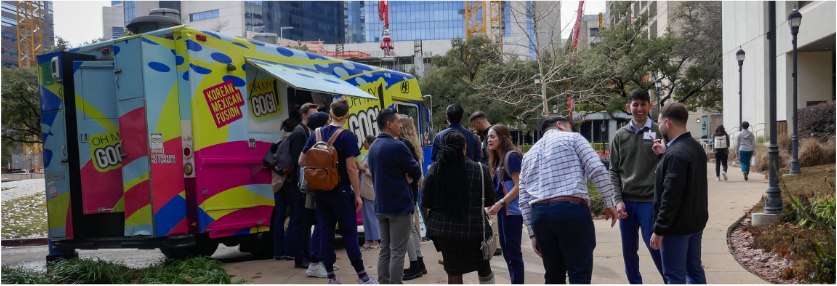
[729, 216, 803, 284]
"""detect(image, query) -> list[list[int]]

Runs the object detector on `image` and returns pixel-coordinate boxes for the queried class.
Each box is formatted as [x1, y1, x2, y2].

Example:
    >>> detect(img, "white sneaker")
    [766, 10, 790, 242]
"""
[333, 264, 340, 271]
[307, 264, 328, 278]
[358, 277, 379, 284]
[716, 177, 720, 181]
[327, 278, 342, 284]
[722, 172, 728, 181]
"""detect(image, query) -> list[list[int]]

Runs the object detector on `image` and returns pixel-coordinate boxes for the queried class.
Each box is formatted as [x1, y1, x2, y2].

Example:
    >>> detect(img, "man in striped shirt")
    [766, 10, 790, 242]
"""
[519, 115, 619, 284]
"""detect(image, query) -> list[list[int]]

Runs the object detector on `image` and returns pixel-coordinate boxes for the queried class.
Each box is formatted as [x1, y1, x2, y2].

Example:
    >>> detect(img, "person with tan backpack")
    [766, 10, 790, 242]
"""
[298, 98, 378, 284]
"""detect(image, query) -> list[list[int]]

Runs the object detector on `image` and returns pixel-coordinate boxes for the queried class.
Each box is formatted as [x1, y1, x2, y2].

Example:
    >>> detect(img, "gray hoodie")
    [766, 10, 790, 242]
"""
[736, 129, 756, 152]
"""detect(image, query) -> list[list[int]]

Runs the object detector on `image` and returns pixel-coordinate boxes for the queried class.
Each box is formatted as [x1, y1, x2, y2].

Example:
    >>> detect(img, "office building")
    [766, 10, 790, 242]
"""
[103, 1, 125, 39]
[722, 1, 835, 142]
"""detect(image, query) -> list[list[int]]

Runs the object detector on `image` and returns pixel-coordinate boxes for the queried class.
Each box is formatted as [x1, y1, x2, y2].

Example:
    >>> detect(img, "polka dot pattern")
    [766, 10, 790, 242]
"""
[210, 52, 232, 64]
[223, 75, 245, 87]
[186, 40, 202, 52]
[189, 63, 212, 74]
[148, 62, 170, 72]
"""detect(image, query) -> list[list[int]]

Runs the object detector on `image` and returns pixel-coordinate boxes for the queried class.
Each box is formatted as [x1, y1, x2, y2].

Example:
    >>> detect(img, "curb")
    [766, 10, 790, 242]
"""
[1, 237, 49, 247]
[726, 211, 772, 284]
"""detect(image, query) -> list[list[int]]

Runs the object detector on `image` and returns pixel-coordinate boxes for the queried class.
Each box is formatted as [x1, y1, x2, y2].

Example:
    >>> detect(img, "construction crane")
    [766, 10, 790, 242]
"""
[570, 1, 585, 51]
[379, 1, 393, 56]
[464, 1, 503, 52]
[16, 1, 45, 68]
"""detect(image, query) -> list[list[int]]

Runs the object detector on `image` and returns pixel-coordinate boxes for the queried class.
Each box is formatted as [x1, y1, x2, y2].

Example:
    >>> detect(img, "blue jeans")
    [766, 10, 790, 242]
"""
[738, 151, 753, 174]
[619, 202, 665, 284]
[273, 185, 295, 258]
[315, 186, 365, 273]
[289, 183, 320, 263]
[531, 200, 596, 284]
[660, 231, 706, 284]
[360, 198, 380, 240]
[497, 207, 524, 284]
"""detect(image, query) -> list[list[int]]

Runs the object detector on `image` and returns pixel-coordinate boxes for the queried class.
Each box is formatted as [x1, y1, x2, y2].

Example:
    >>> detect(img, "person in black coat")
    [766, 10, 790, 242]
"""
[650, 103, 708, 284]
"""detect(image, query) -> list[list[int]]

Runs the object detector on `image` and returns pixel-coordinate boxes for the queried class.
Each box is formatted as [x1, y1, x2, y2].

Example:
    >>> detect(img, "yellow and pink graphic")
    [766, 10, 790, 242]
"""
[203, 80, 244, 128]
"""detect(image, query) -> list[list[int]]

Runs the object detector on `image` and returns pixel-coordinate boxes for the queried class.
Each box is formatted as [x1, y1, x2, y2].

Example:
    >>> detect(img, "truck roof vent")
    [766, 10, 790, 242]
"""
[126, 8, 182, 34]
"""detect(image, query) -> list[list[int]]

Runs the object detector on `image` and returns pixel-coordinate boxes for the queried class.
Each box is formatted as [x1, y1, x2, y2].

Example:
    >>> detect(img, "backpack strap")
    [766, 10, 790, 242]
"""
[315, 128, 323, 142]
[327, 128, 346, 145]
[503, 150, 520, 179]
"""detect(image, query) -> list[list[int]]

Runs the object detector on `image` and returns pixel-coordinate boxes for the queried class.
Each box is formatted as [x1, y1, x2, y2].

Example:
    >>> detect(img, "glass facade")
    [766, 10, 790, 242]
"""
[358, 1, 465, 43]
[190, 9, 219, 22]
[245, 1, 345, 43]
[344, 1, 365, 43]
[124, 1, 135, 26]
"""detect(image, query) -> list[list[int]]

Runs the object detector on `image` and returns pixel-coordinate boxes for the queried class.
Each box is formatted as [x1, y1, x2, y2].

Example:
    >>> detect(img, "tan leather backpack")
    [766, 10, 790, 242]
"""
[301, 127, 345, 191]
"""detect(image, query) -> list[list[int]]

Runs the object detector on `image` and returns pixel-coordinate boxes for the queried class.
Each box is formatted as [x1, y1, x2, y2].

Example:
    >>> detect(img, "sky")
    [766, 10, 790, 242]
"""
[51, 1, 607, 47]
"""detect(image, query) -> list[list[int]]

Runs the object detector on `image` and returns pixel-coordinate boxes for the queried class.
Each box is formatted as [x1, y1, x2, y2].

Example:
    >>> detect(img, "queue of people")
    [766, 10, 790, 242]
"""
[269, 91, 711, 284]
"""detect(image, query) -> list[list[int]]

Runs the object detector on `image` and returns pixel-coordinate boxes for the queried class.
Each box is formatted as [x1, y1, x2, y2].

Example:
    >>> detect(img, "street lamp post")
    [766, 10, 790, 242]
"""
[654, 78, 662, 109]
[279, 27, 293, 42]
[737, 48, 746, 131]
[765, 1, 783, 215]
[788, 8, 803, 175]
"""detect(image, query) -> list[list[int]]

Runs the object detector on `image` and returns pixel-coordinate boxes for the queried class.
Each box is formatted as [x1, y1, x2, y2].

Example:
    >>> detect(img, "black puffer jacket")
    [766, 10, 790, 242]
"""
[653, 132, 709, 236]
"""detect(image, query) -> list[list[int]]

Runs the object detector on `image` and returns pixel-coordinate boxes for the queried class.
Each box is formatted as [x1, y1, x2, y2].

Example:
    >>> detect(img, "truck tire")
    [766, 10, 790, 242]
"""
[160, 239, 219, 260]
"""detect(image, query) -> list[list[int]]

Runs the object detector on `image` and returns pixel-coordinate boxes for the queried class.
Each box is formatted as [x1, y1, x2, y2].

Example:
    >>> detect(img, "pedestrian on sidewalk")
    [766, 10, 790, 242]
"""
[470, 111, 502, 257]
[431, 104, 481, 163]
[519, 115, 619, 284]
[713, 125, 730, 181]
[398, 114, 428, 280]
[299, 99, 378, 284]
[357, 135, 381, 250]
[650, 102, 708, 284]
[272, 118, 299, 261]
[608, 90, 666, 284]
[423, 130, 496, 284]
[484, 124, 525, 284]
[367, 109, 422, 284]
[735, 121, 756, 181]
[285, 104, 328, 274]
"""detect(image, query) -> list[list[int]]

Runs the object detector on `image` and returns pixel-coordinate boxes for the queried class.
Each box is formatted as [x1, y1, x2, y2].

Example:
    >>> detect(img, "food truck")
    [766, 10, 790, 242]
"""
[38, 25, 432, 260]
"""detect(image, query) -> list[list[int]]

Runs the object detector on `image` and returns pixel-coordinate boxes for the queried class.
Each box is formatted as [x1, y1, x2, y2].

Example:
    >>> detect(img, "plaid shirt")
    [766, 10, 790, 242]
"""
[519, 129, 616, 237]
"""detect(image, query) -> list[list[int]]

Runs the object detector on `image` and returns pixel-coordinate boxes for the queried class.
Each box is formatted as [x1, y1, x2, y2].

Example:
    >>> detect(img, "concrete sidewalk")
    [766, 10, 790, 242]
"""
[222, 163, 768, 284]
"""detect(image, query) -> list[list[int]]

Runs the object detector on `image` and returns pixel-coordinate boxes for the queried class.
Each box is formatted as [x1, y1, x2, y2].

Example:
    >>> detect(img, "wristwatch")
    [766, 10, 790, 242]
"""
[499, 200, 507, 207]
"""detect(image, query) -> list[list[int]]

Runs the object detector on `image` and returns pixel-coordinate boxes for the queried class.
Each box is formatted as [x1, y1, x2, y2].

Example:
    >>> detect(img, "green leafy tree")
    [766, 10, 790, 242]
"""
[1, 66, 42, 146]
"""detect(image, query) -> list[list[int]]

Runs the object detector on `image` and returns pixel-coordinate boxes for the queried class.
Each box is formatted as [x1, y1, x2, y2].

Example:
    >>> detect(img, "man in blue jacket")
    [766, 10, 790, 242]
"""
[431, 104, 481, 163]
[367, 108, 423, 284]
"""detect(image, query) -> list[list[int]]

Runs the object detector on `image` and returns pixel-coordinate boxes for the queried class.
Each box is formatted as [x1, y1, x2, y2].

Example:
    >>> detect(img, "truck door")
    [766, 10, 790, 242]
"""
[73, 61, 125, 215]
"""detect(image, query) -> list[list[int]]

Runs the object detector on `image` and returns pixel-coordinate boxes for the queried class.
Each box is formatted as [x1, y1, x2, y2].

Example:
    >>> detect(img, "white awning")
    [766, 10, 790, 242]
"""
[245, 57, 376, 100]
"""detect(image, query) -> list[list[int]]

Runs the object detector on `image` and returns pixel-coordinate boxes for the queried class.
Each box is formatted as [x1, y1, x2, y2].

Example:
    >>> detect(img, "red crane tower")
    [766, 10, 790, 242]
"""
[379, 1, 393, 56]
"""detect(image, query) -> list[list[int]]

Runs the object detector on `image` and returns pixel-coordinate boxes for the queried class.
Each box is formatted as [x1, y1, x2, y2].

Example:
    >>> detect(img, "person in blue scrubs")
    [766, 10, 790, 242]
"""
[484, 124, 524, 284]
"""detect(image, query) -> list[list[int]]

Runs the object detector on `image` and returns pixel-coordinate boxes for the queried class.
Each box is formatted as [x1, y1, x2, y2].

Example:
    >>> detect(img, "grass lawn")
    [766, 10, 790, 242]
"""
[1, 192, 47, 239]
[745, 164, 836, 284]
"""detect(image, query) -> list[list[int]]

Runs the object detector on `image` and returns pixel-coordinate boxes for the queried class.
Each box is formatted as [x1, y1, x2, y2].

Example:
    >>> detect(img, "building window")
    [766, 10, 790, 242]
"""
[1, 16, 16, 28]
[2, 60, 17, 67]
[112, 26, 124, 38]
[1, 30, 16, 42]
[190, 9, 219, 22]
[1, 2, 15, 14]
[124, 1, 135, 26]
[590, 28, 599, 37]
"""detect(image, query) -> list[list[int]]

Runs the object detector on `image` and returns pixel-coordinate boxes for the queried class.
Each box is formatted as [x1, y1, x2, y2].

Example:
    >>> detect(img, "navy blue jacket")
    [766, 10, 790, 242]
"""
[368, 133, 423, 216]
[431, 123, 482, 163]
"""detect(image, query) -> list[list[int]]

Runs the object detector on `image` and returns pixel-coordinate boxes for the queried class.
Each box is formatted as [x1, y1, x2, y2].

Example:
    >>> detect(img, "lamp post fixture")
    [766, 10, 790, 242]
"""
[737, 48, 745, 131]
[764, 1, 783, 215]
[534, 75, 542, 141]
[788, 8, 803, 175]
[279, 27, 293, 42]
[654, 77, 662, 109]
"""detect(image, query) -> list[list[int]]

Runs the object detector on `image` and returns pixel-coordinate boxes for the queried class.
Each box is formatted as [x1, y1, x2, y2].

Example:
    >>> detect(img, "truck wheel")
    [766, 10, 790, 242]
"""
[160, 239, 219, 260]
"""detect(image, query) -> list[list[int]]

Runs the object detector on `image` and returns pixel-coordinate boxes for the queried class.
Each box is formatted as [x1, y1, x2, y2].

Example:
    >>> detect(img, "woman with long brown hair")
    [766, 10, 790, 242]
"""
[484, 124, 524, 284]
[397, 114, 428, 279]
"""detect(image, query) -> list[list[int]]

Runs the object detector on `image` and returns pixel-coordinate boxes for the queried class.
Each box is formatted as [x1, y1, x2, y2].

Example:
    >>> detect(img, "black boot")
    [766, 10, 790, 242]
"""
[417, 256, 427, 274]
[403, 260, 423, 280]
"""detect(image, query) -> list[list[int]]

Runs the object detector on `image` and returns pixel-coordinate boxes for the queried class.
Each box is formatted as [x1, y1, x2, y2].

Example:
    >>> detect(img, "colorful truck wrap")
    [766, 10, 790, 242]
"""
[38, 26, 430, 258]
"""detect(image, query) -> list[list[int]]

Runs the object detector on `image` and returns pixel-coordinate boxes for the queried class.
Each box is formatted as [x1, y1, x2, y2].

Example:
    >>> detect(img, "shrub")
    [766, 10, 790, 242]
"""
[798, 101, 836, 142]
[779, 134, 792, 152]
[586, 180, 605, 217]
[1, 266, 53, 284]
[799, 139, 824, 167]
[48, 258, 132, 284]
[753, 146, 790, 172]
[822, 136, 836, 165]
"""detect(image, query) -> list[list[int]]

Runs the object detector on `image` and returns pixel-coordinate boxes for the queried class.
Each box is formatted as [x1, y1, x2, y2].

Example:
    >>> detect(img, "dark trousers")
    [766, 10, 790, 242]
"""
[532, 201, 596, 284]
[315, 186, 365, 273]
[289, 183, 320, 263]
[619, 202, 665, 284]
[497, 207, 525, 284]
[273, 186, 295, 258]
[660, 231, 706, 284]
[714, 152, 728, 177]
